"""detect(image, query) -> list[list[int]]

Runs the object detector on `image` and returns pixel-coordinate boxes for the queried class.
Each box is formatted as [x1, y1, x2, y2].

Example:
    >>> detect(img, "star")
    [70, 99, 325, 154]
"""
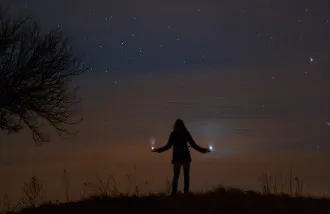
[137, 48, 144, 57]
[308, 56, 314, 63]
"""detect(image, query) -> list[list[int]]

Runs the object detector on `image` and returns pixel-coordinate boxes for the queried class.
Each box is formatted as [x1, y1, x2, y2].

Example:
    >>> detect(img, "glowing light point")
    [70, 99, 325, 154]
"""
[150, 137, 156, 150]
[308, 56, 314, 63]
[209, 145, 213, 151]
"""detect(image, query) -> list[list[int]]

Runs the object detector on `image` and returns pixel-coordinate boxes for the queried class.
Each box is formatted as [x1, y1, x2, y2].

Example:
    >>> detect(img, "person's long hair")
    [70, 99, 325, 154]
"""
[173, 118, 188, 133]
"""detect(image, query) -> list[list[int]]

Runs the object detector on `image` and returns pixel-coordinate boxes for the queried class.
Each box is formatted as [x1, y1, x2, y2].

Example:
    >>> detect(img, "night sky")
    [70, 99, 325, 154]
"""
[0, 0, 330, 201]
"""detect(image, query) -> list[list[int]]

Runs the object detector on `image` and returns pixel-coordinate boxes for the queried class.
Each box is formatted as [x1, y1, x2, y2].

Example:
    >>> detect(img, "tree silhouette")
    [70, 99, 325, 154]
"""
[0, 5, 87, 144]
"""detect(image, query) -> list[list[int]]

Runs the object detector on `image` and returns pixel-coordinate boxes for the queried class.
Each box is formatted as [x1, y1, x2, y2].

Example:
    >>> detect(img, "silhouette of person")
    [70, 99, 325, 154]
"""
[152, 118, 211, 195]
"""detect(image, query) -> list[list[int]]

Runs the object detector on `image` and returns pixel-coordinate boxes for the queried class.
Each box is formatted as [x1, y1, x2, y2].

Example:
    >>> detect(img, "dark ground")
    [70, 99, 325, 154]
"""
[10, 187, 330, 214]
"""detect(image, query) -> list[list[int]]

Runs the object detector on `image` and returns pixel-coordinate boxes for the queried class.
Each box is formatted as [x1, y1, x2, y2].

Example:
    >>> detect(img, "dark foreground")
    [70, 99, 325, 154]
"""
[11, 187, 330, 214]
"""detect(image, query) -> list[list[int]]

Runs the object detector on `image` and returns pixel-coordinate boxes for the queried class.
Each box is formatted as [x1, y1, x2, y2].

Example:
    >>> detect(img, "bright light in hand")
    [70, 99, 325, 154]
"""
[209, 145, 213, 151]
[150, 137, 156, 150]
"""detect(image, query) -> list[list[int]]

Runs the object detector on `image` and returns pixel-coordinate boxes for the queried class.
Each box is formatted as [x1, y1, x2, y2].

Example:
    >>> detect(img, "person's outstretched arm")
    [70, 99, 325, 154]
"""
[187, 131, 209, 153]
[154, 132, 174, 153]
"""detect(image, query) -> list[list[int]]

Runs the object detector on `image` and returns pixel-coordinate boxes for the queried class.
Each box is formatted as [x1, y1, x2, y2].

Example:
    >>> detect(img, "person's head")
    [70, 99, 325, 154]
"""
[173, 118, 187, 132]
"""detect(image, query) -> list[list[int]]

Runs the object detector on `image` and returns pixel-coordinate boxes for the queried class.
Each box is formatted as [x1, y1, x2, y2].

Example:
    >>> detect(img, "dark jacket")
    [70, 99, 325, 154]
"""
[156, 130, 208, 163]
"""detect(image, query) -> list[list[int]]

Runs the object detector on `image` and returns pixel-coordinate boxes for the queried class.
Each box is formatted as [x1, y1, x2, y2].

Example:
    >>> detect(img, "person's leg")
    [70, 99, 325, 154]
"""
[172, 162, 181, 195]
[183, 162, 190, 194]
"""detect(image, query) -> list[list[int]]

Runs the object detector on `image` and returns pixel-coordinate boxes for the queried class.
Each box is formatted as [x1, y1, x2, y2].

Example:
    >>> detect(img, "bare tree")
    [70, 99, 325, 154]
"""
[22, 176, 43, 207]
[0, 5, 87, 144]
[61, 169, 71, 202]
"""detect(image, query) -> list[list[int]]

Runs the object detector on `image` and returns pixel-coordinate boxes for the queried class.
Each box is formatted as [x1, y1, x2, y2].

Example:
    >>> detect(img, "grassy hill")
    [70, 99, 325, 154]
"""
[9, 187, 330, 214]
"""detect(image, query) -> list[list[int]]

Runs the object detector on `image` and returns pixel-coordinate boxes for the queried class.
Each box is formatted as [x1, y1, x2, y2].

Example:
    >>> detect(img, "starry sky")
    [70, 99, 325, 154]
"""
[0, 0, 330, 202]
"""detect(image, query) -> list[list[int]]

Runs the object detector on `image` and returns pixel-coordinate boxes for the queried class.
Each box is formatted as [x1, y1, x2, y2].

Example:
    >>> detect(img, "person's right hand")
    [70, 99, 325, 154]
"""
[205, 148, 212, 153]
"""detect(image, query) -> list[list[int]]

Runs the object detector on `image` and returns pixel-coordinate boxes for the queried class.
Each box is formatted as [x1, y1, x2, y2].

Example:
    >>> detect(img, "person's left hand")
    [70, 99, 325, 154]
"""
[151, 148, 157, 152]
